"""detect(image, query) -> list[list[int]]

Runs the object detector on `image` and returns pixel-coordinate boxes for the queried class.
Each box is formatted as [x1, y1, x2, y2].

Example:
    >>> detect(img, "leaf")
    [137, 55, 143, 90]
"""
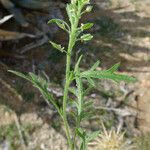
[69, 71, 75, 82]
[80, 110, 95, 121]
[29, 72, 37, 81]
[80, 34, 93, 42]
[50, 41, 65, 52]
[83, 100, 93, 109]
[8, 70, 31, 82]
[75, 55, 83, 74]
[76, 128, 87, 150]
[107, 63, 120, 73]
[74, 56, 84, 115]
[48, 19, 70, 32]
[69, 87, 77, 96]
[81, 63, 137, 83]
[8, 70, 62, 117]
[76, 128, 85, 140]
[83, 85, 93, 97]
[86, 131, 100, 142]
[80, 99, 95, 121]
[90, 61, 100, 71]
[66, 4, 76, 24]
[87, 77, 95, 87]
[80, 23, 93, 31]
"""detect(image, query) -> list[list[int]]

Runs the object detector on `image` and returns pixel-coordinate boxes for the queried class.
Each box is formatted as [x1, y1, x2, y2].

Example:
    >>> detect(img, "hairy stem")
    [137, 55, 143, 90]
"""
[63, 28, 77, 150]
[63, 4, 82, 150]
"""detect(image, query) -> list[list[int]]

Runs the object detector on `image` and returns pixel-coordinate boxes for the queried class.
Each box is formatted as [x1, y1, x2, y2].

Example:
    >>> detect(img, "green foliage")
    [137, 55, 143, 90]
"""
[76, 128, 100, 150]
[48, 19, 70, 32]
[49, 41, 65, 53]
[81, 63, 136, 83]
[8, 70, 62, 118]
[8, 0, 136, 150]
[80, 23, 93, 31]
[80, 34, 93, 42]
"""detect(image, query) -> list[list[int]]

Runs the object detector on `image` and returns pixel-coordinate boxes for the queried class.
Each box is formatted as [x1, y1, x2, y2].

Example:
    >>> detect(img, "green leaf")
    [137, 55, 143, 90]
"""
[8, 70, 63, 117]
[107, 63, 120, 73]
[66, 4, 76, 24]
[83, 85, 93, 97]
[50, 41, 65, 52]
[87, 77, 95, 87]
[76, 128, 85, 140]
[74, 56, 84, 115]
[8, 70, 31, 82]
[76, 128, 87, 150]
[80, 23, 93, 31]
[69, 87, 77, 96]
[69, 71, 74, 82]
[81, 63, 137, 83]
[90, 61, 100, 71]
[75, 55, 83, 74]
[80, 34, 93, 42]
[82, 0, 90, 5]
[86, 130, 100, 142]
[48, 19, 70, 32]
[80, 99, 95, 121]
[80, 110, 95, 121]
[83, 100, 93, 109]
[29, 72, 37, 81]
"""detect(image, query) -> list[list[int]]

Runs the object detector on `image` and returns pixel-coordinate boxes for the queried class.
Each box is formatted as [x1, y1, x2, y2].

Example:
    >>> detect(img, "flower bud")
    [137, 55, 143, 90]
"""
[85, 6, 93, 12]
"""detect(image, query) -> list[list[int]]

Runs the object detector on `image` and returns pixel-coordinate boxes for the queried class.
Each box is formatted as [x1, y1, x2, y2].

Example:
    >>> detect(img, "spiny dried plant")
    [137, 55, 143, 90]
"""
[88, 124, 135, 150]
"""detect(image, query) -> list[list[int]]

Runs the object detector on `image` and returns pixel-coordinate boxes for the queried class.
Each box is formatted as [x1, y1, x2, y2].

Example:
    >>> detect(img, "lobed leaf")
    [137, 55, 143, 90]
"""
[74, 55, 84, 115]
[81, 63, 137, 83]
[8, 70, 62, 117]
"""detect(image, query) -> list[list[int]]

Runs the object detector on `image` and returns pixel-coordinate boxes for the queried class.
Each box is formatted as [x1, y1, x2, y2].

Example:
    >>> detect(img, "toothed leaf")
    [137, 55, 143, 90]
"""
[81, 63, 136, 83]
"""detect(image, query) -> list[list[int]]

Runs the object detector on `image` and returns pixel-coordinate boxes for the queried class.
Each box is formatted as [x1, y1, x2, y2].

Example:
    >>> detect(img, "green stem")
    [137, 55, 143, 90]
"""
[63, 4, 82, 150]
[73, 116, 80, 149]
[63, 28, 77, 150]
